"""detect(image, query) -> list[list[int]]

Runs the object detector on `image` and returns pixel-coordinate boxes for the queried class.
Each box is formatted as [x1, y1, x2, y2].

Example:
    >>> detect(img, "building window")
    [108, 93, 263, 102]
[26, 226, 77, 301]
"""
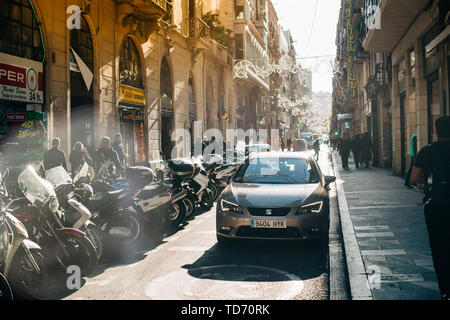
[119, 37, 143, 89]
[70, 16, 93, 71]
[0, 0, 44, 62]
[188, 73, 196, 121]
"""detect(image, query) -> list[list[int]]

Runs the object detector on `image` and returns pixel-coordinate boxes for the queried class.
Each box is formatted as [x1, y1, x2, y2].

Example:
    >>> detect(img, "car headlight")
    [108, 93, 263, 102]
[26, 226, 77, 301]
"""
[220, 199, 244, 214]
[297, 201, 323, 215]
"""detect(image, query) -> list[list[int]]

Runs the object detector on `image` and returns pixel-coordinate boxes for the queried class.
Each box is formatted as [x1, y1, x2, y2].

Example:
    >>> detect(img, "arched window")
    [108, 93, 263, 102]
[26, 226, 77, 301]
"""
[0, 0, 45, 62]
[70, 16, 93, 71]
[160, 57, 173, 99]
[119, 37, 143, 89]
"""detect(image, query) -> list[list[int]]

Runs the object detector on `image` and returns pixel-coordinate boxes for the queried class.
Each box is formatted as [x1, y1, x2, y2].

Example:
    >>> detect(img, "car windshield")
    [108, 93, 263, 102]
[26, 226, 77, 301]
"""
[301, 134, 312, 142]
[233, 157, 320, 184]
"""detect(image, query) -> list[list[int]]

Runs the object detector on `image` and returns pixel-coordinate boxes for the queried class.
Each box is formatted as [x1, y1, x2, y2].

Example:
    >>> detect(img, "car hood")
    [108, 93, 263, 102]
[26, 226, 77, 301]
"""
[224, 182, 321, 208]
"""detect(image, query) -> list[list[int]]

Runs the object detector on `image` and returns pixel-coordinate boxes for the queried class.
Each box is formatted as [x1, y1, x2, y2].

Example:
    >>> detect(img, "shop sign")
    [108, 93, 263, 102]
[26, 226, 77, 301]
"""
[6, 113, 27, 121]
[0, 52, 44, 104]
[119, 85, 145, 106]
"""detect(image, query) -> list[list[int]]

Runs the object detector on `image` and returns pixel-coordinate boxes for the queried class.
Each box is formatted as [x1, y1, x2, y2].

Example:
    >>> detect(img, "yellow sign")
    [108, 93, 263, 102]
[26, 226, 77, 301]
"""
[119, 85, 145, 106]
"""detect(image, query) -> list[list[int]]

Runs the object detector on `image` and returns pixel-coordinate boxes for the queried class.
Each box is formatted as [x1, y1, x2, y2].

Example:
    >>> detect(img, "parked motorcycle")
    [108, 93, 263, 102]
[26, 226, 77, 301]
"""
[6, 166, 97, 277]
[154, 168, 188, 232]
[78, 161, 148, 249]
[44, 165, 103, 260]
[168, 156, 214, 213]
[0, 169, 48, 299]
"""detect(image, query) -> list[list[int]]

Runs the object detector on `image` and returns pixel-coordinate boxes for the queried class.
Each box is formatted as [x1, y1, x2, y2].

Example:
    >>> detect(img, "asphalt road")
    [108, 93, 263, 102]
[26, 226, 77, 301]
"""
[43, 148, 337, 300]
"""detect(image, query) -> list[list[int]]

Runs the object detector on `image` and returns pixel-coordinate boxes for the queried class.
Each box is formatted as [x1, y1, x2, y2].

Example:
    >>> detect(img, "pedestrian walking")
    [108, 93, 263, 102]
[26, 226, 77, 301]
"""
[352, 134, 361, 168]
[69, 142, 93, 175]
[112, 133, 127, 168]
[411, 116, 450, 300]
[339, 135, 352, 170]
[313, 139, 320, 160]
[404, 131, 417, 187]
[43, 137, 68, 171]
[361, 132, 373, 168]
[287, 137, 292, 152]
[280, 138, 285, 151]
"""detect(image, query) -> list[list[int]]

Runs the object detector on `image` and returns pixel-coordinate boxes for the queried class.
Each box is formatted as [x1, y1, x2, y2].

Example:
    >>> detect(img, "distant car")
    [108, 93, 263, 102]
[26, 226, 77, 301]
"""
[216, 152, 336, 245]
[294, 139, 308, 152]
[300, 133, 313, 149]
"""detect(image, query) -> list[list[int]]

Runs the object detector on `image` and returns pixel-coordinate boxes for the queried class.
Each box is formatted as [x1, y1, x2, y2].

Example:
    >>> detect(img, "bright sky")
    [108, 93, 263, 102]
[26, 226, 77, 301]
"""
[272, 0, 341, 93]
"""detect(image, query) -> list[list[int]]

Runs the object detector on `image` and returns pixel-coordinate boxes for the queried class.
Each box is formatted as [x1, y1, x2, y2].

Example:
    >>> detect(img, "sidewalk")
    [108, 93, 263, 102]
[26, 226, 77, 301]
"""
[332, 152, 440, 300]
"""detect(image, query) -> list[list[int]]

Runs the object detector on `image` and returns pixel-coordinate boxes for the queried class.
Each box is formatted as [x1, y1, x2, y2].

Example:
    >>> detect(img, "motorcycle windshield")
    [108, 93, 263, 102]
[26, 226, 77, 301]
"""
[73, 162, 90, 183]
[45, 166, 73, 188]
[18, 166, 56, 208]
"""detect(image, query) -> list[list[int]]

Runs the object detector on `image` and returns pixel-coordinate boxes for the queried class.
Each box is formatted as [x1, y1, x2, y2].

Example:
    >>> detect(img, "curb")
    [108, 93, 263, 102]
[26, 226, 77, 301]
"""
[331, 152, 373, 300]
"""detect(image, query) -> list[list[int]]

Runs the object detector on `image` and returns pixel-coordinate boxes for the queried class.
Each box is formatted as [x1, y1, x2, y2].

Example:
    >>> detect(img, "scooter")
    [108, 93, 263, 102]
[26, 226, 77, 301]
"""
[0, 169, 48, 299]
[44, 165, 103, 260]
[6, 166, 98, 277]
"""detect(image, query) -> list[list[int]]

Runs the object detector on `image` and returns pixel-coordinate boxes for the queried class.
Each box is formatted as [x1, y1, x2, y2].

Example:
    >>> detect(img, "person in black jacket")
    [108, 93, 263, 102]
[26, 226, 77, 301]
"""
[93, 137, 124, 175]
[411, 116, 450, 300]
[352, 134, 361, 168]
[70, 142, 93, 174]
[361, 132, 373, 168]
[112, 133, 127, 168]
[339, 134, 352, 170]
[43, 138, 68, 171]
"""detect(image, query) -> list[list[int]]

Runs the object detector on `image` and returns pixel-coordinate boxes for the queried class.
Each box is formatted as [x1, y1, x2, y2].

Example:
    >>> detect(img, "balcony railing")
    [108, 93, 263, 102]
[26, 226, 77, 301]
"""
[189, 18, 211, 39]
[151, 0, 167, 11]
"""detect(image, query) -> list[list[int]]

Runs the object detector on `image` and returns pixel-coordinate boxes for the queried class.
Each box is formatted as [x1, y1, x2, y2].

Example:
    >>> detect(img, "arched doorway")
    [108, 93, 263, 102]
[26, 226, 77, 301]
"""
[160, 57, 173, 159]
[118, 37, 146, 166]
[70, 15, 94, 154]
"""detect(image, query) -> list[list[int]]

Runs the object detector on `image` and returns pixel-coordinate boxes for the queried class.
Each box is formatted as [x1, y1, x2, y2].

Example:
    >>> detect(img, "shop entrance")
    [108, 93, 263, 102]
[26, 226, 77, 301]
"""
[119, 107, 146, 166]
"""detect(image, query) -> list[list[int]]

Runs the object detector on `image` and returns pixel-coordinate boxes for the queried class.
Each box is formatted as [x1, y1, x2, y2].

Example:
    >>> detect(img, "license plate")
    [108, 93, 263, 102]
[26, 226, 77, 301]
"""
[251, 219, 287, 229]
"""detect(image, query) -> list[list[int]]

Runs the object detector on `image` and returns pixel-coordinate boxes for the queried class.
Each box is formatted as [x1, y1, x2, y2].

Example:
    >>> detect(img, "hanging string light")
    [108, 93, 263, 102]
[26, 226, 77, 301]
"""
[233, 54, 300, 79]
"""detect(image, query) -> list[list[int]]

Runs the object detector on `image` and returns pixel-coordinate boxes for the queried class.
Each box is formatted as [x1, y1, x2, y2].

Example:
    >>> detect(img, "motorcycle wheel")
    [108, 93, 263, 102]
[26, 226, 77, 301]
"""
[0, 273, 13, 300]
[56, 234, 98, 277]
[168, 201, 186, 233]
[183, 198, 195, 219]
[107, 211, 143, 246]
[85, 225, 104, 260]
[199, 189, 214, 211]
[209, 183, 219, 201]
[10, 248, 48, 299]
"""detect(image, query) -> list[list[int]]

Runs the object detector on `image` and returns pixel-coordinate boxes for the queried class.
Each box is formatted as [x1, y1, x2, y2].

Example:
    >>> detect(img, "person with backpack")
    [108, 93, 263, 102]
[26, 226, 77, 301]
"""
[411, 116, 450, 300]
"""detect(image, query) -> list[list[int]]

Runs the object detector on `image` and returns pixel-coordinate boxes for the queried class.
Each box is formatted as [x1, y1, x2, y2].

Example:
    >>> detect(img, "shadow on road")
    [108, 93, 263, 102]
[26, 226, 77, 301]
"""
[182, 239, 328, 283]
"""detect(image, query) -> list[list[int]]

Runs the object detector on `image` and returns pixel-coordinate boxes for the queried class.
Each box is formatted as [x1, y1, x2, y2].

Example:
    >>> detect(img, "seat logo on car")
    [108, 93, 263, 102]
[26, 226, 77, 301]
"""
[266, 209, 272, 215]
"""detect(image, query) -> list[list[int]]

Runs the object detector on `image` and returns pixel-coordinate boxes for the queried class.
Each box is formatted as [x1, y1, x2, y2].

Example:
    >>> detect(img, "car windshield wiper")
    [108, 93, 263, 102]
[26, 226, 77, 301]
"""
[242, 173, 302, 184]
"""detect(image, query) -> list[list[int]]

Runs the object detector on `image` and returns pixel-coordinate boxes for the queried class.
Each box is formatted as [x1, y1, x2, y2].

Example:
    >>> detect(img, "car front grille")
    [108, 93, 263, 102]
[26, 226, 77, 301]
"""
[236, 227, 302, 239]
[247, 207, 291, 217]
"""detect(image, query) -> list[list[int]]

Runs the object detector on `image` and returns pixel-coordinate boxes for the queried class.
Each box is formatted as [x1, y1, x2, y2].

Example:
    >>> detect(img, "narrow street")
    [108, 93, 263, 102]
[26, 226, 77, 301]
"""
[45, 148, 342, 300]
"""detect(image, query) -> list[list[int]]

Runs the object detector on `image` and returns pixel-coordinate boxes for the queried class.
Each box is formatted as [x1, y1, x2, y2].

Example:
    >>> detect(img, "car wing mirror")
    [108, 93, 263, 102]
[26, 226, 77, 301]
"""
[325, 176, 336, 187]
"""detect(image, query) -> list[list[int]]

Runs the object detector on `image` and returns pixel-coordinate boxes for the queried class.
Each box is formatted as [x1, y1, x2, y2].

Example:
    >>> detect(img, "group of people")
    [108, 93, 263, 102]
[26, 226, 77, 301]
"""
[334, 133, 373, 170]
[43, 134, 127, 176]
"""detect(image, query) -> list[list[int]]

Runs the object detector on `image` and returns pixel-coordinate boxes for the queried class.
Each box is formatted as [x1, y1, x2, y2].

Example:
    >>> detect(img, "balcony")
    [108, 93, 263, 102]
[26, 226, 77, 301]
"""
[188, 18, 211, 50]
[363, 0, 431, 52]
[115, 0, 167, 18]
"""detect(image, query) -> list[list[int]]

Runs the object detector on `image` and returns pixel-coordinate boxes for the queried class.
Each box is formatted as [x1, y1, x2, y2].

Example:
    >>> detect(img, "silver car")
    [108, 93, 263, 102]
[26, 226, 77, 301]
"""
[216, 152, 335, 245]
